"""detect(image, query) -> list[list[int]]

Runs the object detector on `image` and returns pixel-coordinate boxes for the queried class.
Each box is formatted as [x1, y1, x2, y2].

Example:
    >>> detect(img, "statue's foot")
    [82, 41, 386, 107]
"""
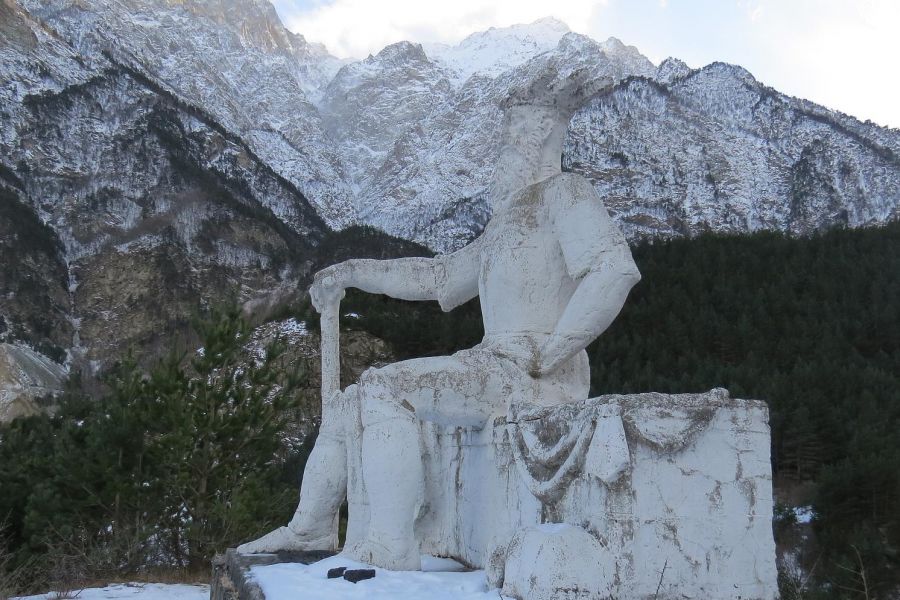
[341, 535, 421, 571]
[236, 526, 334, 554]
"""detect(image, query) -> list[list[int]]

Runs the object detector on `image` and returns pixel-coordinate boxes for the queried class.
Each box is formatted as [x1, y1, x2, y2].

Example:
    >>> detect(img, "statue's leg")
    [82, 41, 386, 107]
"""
[287, 429, 347, 541]
[237, 389, 351, 553]
[345, 355, 506, 570]
[347, 366, 423, 570]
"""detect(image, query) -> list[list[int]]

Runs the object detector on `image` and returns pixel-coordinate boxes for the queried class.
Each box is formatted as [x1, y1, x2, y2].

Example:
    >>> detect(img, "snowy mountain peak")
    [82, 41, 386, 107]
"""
[656, 57, 692, 84]
[697, 61, 762, 88]
[371, 40, 431, 65]
[424, 16, 571, 84]
[598, 36, 628, 52]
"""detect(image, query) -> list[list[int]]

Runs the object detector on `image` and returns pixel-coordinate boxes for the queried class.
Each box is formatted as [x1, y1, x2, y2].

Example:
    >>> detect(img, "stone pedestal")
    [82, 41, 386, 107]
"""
[339, 388, 777, 599]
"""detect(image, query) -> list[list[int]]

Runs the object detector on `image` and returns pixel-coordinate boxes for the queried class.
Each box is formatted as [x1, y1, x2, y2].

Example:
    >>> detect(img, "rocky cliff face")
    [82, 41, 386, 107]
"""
[566, 60, 900, 240]
[0, 1, 335, 417]
[10, 1, 898, 252]
[19, 0, 354, 228]
[350, 32, 657, 251]
[6, 63, 328, 365]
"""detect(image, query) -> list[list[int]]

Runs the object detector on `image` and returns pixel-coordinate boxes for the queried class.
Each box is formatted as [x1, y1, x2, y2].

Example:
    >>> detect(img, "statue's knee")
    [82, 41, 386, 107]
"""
[359, 366, 388, 389]
[359, 364, 406, 399]
[361, 389, 415, 431]
[362, 396, 411, 427]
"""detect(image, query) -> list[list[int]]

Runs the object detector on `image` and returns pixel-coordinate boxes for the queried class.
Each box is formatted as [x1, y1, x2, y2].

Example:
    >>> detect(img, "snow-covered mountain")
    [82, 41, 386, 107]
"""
[566, 59, 900, 240]
[19, 0, 354, 228]
[11, 2, 898, 253]
[1, 0, 332, 393]
[424, 16, 571, 84]
[1, 0, 899, 391]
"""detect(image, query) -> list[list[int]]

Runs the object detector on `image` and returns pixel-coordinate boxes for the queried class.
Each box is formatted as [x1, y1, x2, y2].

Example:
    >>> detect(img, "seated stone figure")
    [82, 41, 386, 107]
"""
[238, 66, 641, 570]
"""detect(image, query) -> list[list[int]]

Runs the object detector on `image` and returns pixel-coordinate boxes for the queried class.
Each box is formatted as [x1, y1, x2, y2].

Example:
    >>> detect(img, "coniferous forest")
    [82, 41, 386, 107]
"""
[1, 222, 898, 598]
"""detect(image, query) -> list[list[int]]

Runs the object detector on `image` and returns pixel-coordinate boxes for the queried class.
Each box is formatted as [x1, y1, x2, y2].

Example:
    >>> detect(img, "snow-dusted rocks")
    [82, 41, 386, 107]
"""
[566, 61, 900, 242]
[19, 0, 355, 229]
[353, 31, 657, 251]
[320, 41, 453, 197]
[0, 343, 66, 422]
[1, 0, 337, 374]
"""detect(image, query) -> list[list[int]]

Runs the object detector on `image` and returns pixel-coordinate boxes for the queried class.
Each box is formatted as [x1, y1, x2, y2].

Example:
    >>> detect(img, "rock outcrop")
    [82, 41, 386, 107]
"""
[0, 343, 66, 421]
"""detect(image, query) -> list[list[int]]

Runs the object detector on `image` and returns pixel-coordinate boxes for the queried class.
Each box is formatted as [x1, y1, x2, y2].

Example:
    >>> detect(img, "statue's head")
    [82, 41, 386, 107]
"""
[490, 66, 607, 210]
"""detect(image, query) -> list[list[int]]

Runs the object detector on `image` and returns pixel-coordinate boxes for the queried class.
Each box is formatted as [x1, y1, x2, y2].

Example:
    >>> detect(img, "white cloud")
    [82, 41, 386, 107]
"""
[284, 0, 604, 58]
[746, 0, 900, 127]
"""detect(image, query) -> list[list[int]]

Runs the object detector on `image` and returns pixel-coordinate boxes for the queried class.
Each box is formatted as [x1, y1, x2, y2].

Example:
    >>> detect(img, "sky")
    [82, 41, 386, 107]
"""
[270, 0, 900, 130]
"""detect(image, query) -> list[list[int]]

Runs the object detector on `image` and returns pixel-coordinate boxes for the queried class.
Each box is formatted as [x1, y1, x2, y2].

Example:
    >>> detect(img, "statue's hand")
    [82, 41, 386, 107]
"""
[528, 334, 569, 379]
[310, 263, 349, 313]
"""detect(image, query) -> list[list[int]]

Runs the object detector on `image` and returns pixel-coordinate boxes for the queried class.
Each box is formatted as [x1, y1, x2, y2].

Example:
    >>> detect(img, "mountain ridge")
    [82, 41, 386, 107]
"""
[0, 0, 898, 393]
[13, 0, 899, 251]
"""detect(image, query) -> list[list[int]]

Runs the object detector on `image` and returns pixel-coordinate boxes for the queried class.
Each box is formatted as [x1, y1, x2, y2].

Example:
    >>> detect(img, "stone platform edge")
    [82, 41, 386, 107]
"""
[210, 549, 334, 600]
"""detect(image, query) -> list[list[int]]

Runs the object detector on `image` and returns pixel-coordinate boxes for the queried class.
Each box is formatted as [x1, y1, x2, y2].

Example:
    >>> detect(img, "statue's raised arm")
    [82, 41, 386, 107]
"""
[308, 240, 481, 314]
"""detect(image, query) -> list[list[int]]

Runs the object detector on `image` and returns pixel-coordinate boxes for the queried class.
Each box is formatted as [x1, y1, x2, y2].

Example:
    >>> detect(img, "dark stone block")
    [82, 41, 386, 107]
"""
[327, 566, 347, 579]
[343, 568, 376, 583]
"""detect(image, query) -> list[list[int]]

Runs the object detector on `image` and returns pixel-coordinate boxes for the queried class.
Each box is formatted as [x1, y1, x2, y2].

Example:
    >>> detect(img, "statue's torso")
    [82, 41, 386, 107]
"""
[478, 175, 579, 342]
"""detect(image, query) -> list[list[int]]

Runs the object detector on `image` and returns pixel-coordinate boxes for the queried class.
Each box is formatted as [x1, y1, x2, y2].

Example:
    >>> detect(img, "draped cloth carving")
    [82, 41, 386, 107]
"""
[506, 401, 631, 504]
[505, 391, 725, 505]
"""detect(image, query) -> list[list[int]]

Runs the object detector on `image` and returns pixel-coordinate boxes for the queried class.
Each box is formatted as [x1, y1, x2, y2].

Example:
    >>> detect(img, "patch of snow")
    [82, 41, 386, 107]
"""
[250, 554, 511, 600]
[793, 505, 816, 524]
[279, 318, 309, 336]
[14, 582, 209, 600]
[419, 555, 467, 572]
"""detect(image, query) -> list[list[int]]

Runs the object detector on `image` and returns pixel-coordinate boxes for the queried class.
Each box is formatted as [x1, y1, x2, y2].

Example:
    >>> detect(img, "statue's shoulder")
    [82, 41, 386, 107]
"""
[540, 173, 607, 215]
[540, 172, 600, 201]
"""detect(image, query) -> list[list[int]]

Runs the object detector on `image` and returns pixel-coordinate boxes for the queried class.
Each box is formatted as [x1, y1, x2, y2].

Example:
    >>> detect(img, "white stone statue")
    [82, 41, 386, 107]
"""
[238, 65, 779, 600]
[238, 66, 641, 568]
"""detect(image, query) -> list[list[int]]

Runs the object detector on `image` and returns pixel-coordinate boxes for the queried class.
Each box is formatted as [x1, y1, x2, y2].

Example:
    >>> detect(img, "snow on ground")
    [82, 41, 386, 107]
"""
[15, 582, 209, 600]
[250, 554, 512, 600]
